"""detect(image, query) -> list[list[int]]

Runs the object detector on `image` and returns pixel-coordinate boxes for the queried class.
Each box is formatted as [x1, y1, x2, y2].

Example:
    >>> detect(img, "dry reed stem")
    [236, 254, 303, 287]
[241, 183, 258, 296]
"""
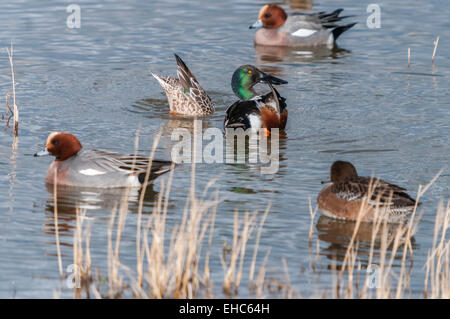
[249, 203, 270, 287]
[6, 44, 18, 136]
[53, 170, 63, 280]
[432, 36, 439, 64]
[308, 196, 318, 242]
[408, 48, 411, 68]
[424, 200, 450, 298]
[222, 211, 259, 296]
[107, 203, 119, 297]
[136, 127, 162, 288]
[251, 247, 271, 298]
[73, 208, 93, 298]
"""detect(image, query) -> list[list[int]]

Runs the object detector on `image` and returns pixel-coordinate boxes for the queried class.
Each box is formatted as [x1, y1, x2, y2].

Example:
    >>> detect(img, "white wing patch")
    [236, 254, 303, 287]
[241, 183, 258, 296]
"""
[79, 168, 107, 176]
[248, 114, 262, 129]
[126, 175, 141, 188]
[291, 29, 317, 38]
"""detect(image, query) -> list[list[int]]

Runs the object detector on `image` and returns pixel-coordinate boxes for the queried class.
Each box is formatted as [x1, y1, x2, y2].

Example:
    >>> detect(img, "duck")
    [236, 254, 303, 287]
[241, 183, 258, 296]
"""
[317, 161, 420, 222]
[34, 132, 174, 188]
[250, 4, 356, 48]
[152, 54, 214, 116]
[224, 65, 288, 133]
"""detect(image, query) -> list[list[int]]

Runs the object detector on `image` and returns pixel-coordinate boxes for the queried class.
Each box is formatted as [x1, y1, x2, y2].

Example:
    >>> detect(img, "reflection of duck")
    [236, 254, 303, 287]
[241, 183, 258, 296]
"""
[315, 215, 417, 267]
[224, 65, 288, 133]
[317, 161, 420, 222]
[45, 183, 143, 212]
[288, 0, 312, 11]
[224, 132, 287, 174]
[250, 4, 355, 48]
[254, 43, 350, 64]
[163, 117, 214, 132]
[43, 183, 159, 235]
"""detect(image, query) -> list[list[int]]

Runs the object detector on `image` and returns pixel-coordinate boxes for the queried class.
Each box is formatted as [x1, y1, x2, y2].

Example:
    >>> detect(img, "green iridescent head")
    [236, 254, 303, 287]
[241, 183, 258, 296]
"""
[231, 65, 287, 100]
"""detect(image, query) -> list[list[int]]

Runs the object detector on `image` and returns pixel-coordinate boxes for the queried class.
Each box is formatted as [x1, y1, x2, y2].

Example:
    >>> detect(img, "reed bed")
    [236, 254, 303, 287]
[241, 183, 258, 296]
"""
[67, 170, 272, 298]
[62, 130, 275, 299]
[58, 149, 448, 299]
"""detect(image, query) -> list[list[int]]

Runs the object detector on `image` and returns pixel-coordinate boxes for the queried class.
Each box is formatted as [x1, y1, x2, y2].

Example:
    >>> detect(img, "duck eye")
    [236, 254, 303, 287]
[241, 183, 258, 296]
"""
[248, 70, 252, 74]
[52, 140, 59, 146]
[264, 13, 272, 18]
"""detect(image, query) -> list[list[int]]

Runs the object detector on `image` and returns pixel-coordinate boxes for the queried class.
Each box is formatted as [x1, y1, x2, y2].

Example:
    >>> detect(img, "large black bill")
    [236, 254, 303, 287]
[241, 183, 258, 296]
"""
[260, 72, 288, 85]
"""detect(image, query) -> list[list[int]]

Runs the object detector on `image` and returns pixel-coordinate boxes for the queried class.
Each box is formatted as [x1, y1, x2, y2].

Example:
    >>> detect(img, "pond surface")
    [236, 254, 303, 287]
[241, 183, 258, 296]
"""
[0, 0, 448, 298]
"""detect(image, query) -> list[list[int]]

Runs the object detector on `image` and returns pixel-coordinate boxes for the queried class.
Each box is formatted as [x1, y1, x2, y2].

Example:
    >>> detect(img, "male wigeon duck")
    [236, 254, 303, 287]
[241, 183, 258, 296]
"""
[224, 65, 287, 133]
[152, 54, 214, 116]
[34, 132, 174, 188]
[250, 4, 356, 48]
[317, 161, 420, 222]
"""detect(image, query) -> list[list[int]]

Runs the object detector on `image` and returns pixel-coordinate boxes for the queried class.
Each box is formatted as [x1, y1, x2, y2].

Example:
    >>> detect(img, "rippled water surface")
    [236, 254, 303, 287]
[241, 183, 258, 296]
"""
[0, 0, 449, 298]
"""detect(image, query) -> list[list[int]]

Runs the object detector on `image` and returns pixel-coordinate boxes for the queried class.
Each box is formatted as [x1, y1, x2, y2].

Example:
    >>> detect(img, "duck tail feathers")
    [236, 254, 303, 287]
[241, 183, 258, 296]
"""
[138, 160, 175, 184]
[332, 22, 356, 41]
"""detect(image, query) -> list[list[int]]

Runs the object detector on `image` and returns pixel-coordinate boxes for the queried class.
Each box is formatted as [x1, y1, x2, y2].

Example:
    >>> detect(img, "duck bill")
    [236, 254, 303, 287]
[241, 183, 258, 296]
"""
[34, 148, 50, 157]
[260, 72, 288, 85]
[249, 19, 263, 29]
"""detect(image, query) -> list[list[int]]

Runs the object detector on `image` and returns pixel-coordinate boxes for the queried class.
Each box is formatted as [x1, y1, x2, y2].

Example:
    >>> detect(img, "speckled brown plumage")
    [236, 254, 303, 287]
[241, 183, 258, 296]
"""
[317, 161, 420, 222]
[152, 54, 214, 116]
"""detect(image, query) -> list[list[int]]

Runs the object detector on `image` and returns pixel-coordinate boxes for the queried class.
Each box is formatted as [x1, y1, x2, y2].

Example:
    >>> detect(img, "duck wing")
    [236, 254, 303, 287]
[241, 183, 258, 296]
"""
[174, 54, 213, 109]
[290, 9, 353, 28]
[224, 100, 261, 130]
[331, 176, 419, 208]
[285, 9, 355, 39]
[260, 87, 287, 113]
[75, 150, 174, 181]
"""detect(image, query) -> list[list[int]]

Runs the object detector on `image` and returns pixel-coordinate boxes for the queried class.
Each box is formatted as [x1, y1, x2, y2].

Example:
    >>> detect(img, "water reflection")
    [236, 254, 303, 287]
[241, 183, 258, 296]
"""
[315, 215, 417, 268]
[255, 44, 350, 65]
[132, 97, 219, 132]
[224, 132, 288, 176]
[44, 183, 159, 226]
[287, 0, 313, 10]
[132, 97, 169, 118]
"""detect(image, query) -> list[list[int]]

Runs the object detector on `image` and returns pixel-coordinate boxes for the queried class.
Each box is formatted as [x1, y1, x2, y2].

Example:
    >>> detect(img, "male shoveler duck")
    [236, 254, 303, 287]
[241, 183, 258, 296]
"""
[152, 54, 214, 116]
[224, 65, 288, 133]
[250, 4, 356, 48]
[35, 132, 174, 188]
[317, 161, 420, 222]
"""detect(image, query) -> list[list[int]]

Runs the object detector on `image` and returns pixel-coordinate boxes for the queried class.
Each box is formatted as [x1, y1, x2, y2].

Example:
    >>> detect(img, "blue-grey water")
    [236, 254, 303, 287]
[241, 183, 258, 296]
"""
[0, 0, 448, 298]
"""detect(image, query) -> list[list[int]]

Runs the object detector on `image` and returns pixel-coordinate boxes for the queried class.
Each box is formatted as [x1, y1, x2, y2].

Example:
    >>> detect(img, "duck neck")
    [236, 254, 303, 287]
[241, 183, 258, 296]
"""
[238, 86, 256, 100]
[231, 71, 257, 100]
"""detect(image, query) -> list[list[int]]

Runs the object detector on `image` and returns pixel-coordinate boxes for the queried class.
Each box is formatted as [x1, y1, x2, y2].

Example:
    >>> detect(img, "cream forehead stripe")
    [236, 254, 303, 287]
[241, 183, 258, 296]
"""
[258, 5, 269, 18]
[46, 131, 61, 145]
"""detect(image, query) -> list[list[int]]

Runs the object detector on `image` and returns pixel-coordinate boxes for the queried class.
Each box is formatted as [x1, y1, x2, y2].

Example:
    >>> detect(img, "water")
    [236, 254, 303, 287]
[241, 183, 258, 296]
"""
[0, 0, 449, 298]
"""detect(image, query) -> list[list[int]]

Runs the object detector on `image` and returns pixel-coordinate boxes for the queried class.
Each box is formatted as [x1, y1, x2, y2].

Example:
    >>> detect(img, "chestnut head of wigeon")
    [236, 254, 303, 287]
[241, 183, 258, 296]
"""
[35, 132, 82, 161]
[250, 4, 287, 29]
[330, 161, 358, 183]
